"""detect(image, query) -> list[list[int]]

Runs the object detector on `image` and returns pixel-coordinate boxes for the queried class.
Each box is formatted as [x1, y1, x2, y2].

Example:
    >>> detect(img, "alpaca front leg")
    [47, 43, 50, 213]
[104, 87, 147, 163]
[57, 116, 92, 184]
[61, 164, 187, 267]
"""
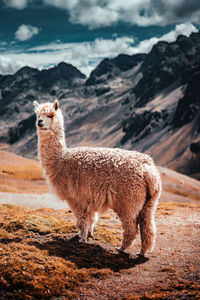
[88, 212, 99, 238]
[77, 217, 89, 243]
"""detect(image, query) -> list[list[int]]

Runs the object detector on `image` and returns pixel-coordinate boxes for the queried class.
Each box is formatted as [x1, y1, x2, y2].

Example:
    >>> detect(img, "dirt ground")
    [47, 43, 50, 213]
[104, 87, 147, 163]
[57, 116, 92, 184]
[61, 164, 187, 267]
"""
[0, 201, 199, 299]
[74, 202, 200, 299]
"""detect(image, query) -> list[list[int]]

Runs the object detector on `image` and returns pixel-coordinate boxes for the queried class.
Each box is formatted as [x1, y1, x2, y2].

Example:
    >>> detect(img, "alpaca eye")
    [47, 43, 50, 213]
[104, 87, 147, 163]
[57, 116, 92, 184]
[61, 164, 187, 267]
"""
[47, 114, 54, 118]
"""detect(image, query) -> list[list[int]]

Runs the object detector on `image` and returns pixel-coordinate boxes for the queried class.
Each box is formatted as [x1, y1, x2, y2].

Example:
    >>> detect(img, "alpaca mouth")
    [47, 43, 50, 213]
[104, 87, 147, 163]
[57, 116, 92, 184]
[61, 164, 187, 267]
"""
[39, 127, 48, 130]
[37, 125, 48, 130]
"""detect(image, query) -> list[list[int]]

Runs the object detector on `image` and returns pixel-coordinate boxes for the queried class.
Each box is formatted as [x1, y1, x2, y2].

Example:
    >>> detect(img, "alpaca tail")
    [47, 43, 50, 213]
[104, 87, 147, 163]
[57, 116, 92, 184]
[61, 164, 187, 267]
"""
[138, 164, 162, 256]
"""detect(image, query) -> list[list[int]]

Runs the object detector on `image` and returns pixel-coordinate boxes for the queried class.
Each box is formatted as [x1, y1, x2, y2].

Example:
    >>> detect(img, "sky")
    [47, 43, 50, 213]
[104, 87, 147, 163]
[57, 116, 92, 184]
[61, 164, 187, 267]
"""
[0, 0, 200, 77]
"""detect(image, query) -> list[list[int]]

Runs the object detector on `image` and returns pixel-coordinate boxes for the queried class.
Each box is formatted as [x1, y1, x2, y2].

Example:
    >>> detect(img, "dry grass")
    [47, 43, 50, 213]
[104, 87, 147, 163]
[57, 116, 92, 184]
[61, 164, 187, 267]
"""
[125, 278, 200, 299]
[157, 201, 200, 216]
[95, 224, 122, 246]
[0, 165, 43, 181]
[0, 204, 122, 299]
[0, 150, 47, 193]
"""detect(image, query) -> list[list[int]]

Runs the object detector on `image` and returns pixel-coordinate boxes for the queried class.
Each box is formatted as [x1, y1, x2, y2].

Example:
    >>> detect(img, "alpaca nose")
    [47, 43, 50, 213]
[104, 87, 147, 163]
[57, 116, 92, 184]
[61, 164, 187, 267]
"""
[37, 119, 44, 127]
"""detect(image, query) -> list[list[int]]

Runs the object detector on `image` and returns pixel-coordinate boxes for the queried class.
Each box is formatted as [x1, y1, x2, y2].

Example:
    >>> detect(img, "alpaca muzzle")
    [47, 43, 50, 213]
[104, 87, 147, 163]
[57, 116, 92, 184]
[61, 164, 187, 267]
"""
[37, 119, 44, 127]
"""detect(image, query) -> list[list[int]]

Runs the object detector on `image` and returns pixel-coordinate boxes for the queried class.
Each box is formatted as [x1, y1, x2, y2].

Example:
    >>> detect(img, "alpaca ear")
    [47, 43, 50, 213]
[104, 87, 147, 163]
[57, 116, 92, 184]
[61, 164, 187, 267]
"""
[53, 99, 59, 111]
[33, 101, 39, 109]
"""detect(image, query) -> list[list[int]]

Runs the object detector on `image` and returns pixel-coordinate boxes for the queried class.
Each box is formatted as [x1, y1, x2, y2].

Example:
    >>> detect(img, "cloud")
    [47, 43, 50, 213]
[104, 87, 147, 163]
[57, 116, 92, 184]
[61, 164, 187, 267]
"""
[0, 56, 24, 75]
[4, 0, 28, 10]
[1, 36, 135, 76]
[131, 22, 198, 54]
[0, 42, 7, 51]
[149, 0, 200, 25]
[43, 0, 79, 10]
[15, 24, 40, 41]
[43, 0, 152, 28]
[0, 22, 198, 76]
[3, 0, 200, 28]
[43, 0, 200, 28]
[92, 37, 135, 57]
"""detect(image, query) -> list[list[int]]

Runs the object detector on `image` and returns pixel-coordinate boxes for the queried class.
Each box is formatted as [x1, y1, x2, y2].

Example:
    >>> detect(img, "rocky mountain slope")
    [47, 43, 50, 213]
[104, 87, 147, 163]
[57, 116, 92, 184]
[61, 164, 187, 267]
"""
[0, 32, 200, 179]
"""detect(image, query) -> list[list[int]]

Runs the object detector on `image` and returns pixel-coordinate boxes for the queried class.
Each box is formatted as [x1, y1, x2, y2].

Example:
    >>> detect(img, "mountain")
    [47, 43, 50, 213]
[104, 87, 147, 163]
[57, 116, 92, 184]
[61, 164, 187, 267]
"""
[0, 32, 200, 180]
[0, 62, 85, 115]
[85, 54, 146, 86]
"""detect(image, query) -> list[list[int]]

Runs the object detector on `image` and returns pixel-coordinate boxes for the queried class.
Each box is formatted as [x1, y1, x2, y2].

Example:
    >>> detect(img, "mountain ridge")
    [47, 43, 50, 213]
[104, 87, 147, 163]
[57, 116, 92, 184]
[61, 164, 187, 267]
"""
[0, 31, 200, 179]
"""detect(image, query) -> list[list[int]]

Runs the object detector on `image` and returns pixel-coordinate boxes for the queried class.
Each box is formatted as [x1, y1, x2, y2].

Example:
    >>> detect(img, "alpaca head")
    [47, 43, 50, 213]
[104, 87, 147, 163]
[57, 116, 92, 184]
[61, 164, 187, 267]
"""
[33, 99, 64, 132]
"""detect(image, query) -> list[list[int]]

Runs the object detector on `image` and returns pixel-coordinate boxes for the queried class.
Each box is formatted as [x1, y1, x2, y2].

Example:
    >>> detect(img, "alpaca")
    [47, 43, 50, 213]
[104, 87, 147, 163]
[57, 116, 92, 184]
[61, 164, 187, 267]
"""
[33, 99, 162, 256]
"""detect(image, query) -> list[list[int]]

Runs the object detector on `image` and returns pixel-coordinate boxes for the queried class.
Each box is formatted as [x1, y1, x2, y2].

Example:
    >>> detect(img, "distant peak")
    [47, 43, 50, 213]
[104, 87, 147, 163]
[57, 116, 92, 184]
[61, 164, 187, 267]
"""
[15, 66, 39, 76]
[43, 62, 86, 79]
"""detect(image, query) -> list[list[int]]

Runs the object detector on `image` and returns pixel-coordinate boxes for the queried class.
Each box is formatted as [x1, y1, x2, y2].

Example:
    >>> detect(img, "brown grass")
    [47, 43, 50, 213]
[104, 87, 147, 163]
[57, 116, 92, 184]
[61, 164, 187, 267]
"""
[157, 201, 200, 215]
[125, 278, 200, 299]
[0, 204, 118, 299]
[0, 150, 48, 193]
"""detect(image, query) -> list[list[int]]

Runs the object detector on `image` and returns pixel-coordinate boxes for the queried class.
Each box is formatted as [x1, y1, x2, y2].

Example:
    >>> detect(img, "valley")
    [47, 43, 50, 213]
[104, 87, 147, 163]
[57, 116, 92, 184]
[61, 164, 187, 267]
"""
[0, 31, 200, 299]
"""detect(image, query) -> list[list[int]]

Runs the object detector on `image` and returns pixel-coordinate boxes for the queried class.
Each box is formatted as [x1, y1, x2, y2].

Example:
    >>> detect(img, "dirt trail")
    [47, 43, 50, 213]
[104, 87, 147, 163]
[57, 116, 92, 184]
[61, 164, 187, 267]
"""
[74, 202, 200, 299]
[0, 192, 68, 209]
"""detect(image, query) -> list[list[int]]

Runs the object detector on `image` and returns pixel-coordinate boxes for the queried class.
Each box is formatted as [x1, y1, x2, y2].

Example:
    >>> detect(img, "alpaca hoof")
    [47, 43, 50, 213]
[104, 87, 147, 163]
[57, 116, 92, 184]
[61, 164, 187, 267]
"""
[116, 247, 125, 253]
[79, 237, 88, 243]
[79, 240, 87, 244]
[137, 253, 149, 263]
[138, 251, 145, 257]
[116, 247, 130, 258]
[88, 232, 94, 240]
[79, 239, 86, 243]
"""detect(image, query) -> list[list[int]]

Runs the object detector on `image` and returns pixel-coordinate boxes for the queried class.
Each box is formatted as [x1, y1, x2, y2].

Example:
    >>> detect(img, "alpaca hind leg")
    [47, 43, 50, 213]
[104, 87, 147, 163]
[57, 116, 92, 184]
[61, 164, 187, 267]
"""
[139, 205, 156, 256]
[119, 217, 139, 251]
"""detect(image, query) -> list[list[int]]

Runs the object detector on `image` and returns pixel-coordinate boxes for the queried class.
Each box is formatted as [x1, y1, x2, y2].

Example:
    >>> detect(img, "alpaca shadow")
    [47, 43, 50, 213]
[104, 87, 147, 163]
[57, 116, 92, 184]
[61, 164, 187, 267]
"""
[30, 235, 148, 272]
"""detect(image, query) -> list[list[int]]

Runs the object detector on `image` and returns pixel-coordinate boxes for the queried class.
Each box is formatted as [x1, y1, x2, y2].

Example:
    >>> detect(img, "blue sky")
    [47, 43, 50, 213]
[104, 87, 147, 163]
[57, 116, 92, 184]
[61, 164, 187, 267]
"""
[0, 0, 200, 76]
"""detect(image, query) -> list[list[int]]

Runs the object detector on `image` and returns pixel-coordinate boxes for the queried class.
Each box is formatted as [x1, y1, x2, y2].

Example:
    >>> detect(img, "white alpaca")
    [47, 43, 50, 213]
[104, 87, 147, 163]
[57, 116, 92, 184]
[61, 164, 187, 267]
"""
[34, 100, 162, 256]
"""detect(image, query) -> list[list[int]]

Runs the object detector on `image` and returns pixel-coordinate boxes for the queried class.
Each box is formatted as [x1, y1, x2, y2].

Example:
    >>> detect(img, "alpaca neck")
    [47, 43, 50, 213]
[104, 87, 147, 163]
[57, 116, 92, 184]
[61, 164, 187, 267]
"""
[38, 126, 66, 173]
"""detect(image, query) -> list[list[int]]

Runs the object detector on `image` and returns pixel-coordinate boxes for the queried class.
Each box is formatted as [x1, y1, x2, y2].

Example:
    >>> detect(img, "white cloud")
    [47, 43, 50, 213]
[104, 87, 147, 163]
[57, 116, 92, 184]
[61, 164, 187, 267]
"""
[131, 22, 198, 54]
[43, 0, 200, 28]
[1, 36, 135, 76]
[0, 22, 198, 76]
[4, 0, 28, 10]
[15, 24, 40, 41]
[0, 56, 24, 75]
[43, 0, 152, 29]
[3, 0, 200, 28]
[0, 42, 7, 51]
[43, 0, 79, 10]
[92, 37, 135, 57]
